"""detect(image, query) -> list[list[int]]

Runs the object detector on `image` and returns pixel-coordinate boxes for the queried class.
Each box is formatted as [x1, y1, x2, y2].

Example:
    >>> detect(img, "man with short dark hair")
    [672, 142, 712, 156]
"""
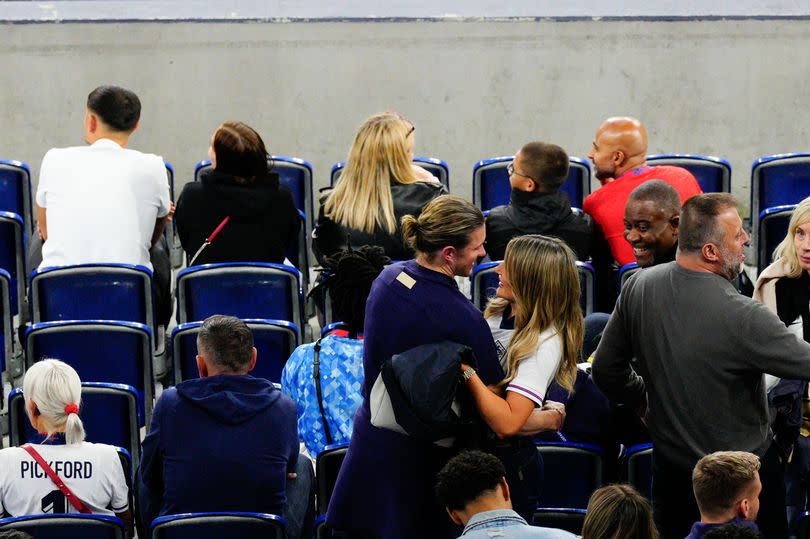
[138, 315, 311, 538]
[583, 116, 702, 266]
[592, 193, 810, 539]
[686, 451, 762, 539]
[435, 450, 575, 538]
[623, 180, 681, 268]
[485, 141, 591, 261]
[34, 85, 172, 323]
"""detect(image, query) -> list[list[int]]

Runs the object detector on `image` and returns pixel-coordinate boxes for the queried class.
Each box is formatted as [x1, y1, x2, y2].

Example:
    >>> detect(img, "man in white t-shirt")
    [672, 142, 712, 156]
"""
[34, 85, 173, 323]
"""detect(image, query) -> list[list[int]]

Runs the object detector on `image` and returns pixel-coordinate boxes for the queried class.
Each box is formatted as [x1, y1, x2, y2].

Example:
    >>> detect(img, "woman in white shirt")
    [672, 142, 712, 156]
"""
[0, 360, 131, 532]
[461, 234, 583, 520]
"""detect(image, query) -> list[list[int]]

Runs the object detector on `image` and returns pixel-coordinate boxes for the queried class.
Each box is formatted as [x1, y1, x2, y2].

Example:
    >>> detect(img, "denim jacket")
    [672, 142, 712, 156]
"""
[460, 509, 577, 538]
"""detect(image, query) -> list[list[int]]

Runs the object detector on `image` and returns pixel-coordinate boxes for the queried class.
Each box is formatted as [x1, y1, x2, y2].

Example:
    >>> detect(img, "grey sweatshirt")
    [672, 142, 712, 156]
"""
[593, 261, 810, 470]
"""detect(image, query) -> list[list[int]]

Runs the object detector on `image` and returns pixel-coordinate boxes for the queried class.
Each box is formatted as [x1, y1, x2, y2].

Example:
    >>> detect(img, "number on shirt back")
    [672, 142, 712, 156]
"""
[41, 489, 66, 513]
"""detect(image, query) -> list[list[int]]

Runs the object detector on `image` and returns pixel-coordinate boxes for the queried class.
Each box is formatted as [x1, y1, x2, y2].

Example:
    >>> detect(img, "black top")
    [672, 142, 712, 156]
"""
[174, 168, 301, 266]
[312, 181, 446, 264]
[485, 189, 592, 262]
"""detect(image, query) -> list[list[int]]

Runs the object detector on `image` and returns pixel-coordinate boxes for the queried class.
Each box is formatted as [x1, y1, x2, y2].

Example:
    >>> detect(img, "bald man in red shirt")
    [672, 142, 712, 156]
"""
[583, 117, 702, 266]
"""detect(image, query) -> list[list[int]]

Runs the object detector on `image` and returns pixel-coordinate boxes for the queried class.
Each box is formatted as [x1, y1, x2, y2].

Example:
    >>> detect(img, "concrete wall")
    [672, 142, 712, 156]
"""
[2, 19, 809, 212]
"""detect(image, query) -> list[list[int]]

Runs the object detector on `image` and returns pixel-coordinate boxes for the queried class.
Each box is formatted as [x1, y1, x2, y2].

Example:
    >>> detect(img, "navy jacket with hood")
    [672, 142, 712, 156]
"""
[138, 374, 298, 524]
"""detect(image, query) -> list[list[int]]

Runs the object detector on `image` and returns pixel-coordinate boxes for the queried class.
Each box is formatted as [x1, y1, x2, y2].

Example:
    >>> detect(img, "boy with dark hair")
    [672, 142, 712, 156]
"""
[485, 141, 591, 261]
[435, 450, 575, 538]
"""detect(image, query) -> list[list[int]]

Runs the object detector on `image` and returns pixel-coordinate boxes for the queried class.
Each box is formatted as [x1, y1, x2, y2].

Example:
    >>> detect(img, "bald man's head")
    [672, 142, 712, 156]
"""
[587, 117, 649, 183]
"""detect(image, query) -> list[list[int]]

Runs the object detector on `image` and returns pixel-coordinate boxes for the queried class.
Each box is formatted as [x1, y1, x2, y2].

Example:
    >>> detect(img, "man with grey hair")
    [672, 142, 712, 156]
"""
[138, 315, 312, 538]
[593, 193, 810, 539]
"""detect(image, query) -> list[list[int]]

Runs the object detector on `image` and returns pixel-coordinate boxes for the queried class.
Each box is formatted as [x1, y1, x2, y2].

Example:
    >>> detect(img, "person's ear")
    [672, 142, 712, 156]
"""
[440, 245, 456, 264]
[87, 113, 98, 134]
[500, 477, 511, 503]
[26, 400, 40, 418]
[613, 150, 626, 166]
[196, 355, 208, 378]
[739, 498, 750, 519]
[446, 507, 464, 526]
[702, 242, 720, 262]
[247, 347, 257, 373]
[524, 178, 536, 192]
[670, 215, 680, 230]
[131, 120, 140, 134]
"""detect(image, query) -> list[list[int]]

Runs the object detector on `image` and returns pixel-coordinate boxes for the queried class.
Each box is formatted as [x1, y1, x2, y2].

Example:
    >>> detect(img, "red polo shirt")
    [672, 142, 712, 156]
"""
[583, 165, 702, 265]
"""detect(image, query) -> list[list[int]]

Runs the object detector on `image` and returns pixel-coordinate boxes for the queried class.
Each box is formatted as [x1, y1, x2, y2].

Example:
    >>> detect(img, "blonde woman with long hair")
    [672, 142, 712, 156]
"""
[313, 111, 445, 263]
[461, 234, 583, 520]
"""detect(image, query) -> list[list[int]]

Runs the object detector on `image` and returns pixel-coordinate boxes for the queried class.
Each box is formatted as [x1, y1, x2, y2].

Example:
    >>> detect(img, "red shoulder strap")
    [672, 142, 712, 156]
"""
[22, 444, 92, 514]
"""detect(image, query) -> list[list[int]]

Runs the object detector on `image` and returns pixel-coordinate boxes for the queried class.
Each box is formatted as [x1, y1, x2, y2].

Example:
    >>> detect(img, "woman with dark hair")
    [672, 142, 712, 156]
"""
[174, 121, 301, 266]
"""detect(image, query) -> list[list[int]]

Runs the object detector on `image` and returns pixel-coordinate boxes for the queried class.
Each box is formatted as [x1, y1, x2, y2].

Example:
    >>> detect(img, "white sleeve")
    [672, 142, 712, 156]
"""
[105, 447, 129, 512]
[36, 149, 58, 208]
[506, 332, 563, 406]
[152, 156, 171, 218]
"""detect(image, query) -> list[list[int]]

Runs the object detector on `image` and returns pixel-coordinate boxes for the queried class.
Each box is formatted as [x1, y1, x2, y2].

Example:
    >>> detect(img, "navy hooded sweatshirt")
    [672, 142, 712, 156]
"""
[138, 375, 299, 522]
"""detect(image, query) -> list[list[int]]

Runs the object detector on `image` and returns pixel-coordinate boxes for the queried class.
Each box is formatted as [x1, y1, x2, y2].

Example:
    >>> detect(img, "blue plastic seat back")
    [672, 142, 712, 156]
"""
[0, 514, 125, 539]
[618, 262, 640, 291]
[0, 160, 33, 235]
[31, 265, 152, 327]
[9, 383, 142, 469]
[176, 263, 301, 327]
[473, 156, 591, 211]
[0, 269, 10, 373]
[0, 212, 24, 315]
[330, 157, 450, 190]
[536, 442, 603, 508]
[646, 154, 731, 193]
[532, 508, 587, 535]
[758, 205, 794, 272]
[150, 512, 286, 539]
[172, 320, 299, 384]
[624, 443, 653, 500]
[316, 444, 349, 514]
[753, 154, 810, 216]
[25, 322, 153, 421]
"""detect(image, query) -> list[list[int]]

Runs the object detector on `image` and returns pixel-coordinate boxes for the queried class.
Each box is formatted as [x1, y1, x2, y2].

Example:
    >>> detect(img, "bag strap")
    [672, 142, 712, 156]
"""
[22, 444, 92, 514]
[312, 339, 334, 445]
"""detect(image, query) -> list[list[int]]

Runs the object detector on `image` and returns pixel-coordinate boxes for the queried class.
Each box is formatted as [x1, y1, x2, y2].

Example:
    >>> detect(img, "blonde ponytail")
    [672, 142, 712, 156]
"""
[23, 359, 86, 444]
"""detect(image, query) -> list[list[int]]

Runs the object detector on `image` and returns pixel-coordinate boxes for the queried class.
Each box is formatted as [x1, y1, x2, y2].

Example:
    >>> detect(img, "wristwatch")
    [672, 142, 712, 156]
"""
[461, 367, 477, 382]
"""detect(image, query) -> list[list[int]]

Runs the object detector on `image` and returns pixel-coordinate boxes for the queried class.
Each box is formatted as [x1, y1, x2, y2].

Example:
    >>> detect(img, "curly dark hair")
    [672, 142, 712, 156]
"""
[434, 450, 506, 511]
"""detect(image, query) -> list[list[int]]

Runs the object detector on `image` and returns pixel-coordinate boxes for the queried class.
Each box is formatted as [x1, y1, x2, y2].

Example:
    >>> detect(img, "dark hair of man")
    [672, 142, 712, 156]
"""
[196, 315, 254, 373]
[322, 245, 390, 334]
[213, 121, 272, 185]
[702, 523, 763, 539]
[692, 451, 760, 518]
[401, 195, 484, 258]
[628, 180, 681, 215]
[678, 193, 738, 254]
[86, 85, 141, 132]
[520, 141, 570, 191]
[434, 450, 505, 511]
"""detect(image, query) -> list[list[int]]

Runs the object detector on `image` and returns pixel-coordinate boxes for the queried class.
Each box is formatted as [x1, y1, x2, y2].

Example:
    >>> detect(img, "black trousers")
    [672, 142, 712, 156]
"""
[652, 443, 787, 539]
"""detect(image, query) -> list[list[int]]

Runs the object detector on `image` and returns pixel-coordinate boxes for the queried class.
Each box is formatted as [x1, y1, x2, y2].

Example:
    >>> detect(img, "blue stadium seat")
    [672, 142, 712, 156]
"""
[150, 512, 285, 539]
[320, 322, 349, 338]
[316, 443, 349, 514]
[797, 511, 810, 539]
[25, 321, 154, 421]
[9, 382, 142, 470]
[757, 205, 794, 272]
[750, 154, 810, 256]
[330, 156, 450, 190]
[29, 264, 154, 330]
[176, 262, 304, 329]
[0, 159, 34, 237]
[532, 508, 587, 534]
[470, 261, 595, 314]
[0, 269, 11, 376]
[535, 441, 603, 509]
[622, 443, 653, 500]
[646, 154, 731, 193]
[0, 211, 25, 316]
[164, 161, 183, 269]
[171, 319, 299, 384]
[618, 262, 640, 291]
[0, 514, 125, 539]
[472, 156, 591, 211]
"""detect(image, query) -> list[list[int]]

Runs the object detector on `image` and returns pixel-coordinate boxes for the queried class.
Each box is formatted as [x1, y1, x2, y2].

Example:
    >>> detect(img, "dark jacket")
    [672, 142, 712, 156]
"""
[138, 375, 299, 526]
[174, 169, 301, 267]
[313, 181, 445, 264]
[485, 189, 592, 261]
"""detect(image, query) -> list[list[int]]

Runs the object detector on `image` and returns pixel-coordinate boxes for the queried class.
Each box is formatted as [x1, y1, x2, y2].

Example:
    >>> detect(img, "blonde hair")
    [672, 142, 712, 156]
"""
[692, 451, 761, 517]
[581, 484, 659, 539]
[23, 359, 85, 445]
[484, 235, 582, 392]
[772, 196, 810, 277]
[401, 195, 484, 259]
[324, 112, 419, 234]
